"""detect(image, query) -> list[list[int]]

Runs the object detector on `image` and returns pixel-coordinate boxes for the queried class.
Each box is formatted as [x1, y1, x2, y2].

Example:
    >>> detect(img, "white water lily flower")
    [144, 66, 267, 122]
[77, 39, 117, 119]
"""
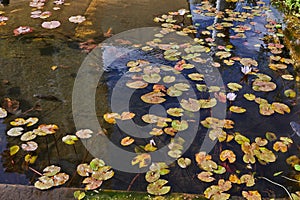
[149, 139, 156, 146]
[178, 9, 188, 16]
[226, 92, 237, 101]
[241, 66, 252, 75]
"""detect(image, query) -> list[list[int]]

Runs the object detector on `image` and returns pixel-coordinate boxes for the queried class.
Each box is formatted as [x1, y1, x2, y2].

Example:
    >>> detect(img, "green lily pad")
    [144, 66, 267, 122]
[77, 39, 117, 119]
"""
[145, 170, 160, 183]
[213, 165, 226, 174]
[177, 157, 191, 168]
[126, 80, 148, 89]
[294, 164, 300, 171]
[162, 75, 176, 83]
[229, 106, 246, 113]
[147, 179, 171, 196]
[167, 107, 184, 117]
[143, 73, 161, 83]
[199, 98, 217, 109]
[90, 158, 105, 171]
[20, 131, 37, 141]
[168, 149, 182, 158]
[227, 82, 242, 91]
[180, 98, 200, 112]
[74, 191, 86, 200]
[10, 145, 20, 156]
[167, 86, 182, 97]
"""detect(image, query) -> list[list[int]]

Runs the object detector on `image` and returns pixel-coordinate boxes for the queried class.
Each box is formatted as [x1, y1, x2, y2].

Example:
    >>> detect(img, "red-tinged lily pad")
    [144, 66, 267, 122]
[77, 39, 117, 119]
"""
[38, 124, 59, 135]
[240, 58, 258, 67]
[141, 91, 166, 104]
[20, 131, 37, 141]
[197, 171, 215, 182]
[126, 80, 148, 89]
[10, 145, 20, 156]
[53, 173, 69, 186]
[252, 80, 276, 92]
[180, 98, 200, 112]
[220, 150, 236, 163]
[164, 127, 177, 136]
[76, 129, 93, 139]
[171, 120, 188, 131]
[131, 153, 151, 168]
[229, 106, 246, 113]
[42, 21, 61, 29]
[209, 128, 227, 142]
[242, 190, 262, 200]
[147, 179, 171, 196]
[259, 103, 274, 116]
[120, 136, 134, 146]
[103, 113, 121, 124]
[43, 165, 61, 177]
[62, 135, 78, 145]
[145, 170, 160, 183]
[77, 163, 93, 177]
[0, 107, 7, 118]
[199, 98, 217, 109]
[82, 177, 103, 190]
[120, 112, 135, 120]
[34, 176, 54, 190]
[271, 102, 290, 114]
[7, 127, 24, 136]
[21, 141, 38, 151]
[177, 157, 191, 168]
[240, 174, 255, 187]
[13, 26, 33, 36]
[69, 15, 86, 23]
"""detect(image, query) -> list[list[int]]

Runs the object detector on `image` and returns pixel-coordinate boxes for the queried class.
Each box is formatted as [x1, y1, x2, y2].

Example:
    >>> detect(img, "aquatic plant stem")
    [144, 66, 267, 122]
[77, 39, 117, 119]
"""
[258, 176, 293, 200]
[127, 173, 140, 191]
[28, 166, 43, 176]
[281, 175, 300, 183]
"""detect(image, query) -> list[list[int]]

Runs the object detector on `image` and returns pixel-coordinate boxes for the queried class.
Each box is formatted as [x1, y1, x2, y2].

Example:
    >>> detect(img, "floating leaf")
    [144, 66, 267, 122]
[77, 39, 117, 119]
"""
[265, 132, 277, 141]
[229, 174, 241, 184]
[273, 171, 284, 176]
[209, 128, 227, 142]
[92, 166, 114, 181]
[142, 114, 159, 124]
[227, 82, 242, 91]
[244, 93, 256, 101]
[37, 124, 58, 135]
[24, 154, 38, 164]
[10, 145, 20, 156]
[143, 73, 161, 83]
[282, 74, 294, 80]
[82, 177, 103, 190]
[167, 108, 184, 117]
[7, 127, 24, 136]
[132, 153, 151, 168]
[145, 170, 160, 183]
[144, 143, 157, 152]
[20, 131, 36, 141]
[69, 15, 86, 24]
[197, 171, 215, 182]
[252, 80, 276, 92]
[147, 179, 171, 196]
[196, 84, 207, 92]
[294, 164, 300, 171]
[163, 76, 176, 83]
[34, 176, 54, 190]
[74, 191, 86, 200]
[229, 106, 246, 113]
[259, 103, 274, 116]
[235, 133, 250, 144]
[188, 73, 204, 81]
[76, 129, 93, 139]
[177, 157, 191, 168]
[216, 51, 231, 59]
[164, 127, 177, 136]
[10, 118, 27, 126]
[240, 174, 255, 187]
[120, 136, 134, 146]
[180, 98, 200, 112]
[41, 21, 61, 29]
[77, 164, 92, 177]
[141, 91, 166, 104]
[242, 190, 262, 200]
[240, 58, 258, 67]
[103, 113, 120, 124]
[220, 150, 236, 163]
[149, 128, 164, 136]
[284, 89, 296, 98]
[0, 107, 7, 118]
[126, 80, 148, 89]
[25, 117, 39, 126]
[53, 173, 69, 186]
[43, 165, 61, 177]
[62, 135, 78, 145]
[271, 102, 290, 114]
[171, 120, 188, 131]
[255, 137, 268, 146]
[21, 141, 38, 151]
[199, 98, 217, 109]
[213, 165, 226, 174]
[120, 112, 135, 120]
[90, 158, 106, 171]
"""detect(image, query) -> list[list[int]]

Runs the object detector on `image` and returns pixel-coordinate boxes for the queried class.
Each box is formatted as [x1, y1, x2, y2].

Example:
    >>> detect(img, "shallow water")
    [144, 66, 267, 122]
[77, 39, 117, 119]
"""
[0, 0, 299, 198]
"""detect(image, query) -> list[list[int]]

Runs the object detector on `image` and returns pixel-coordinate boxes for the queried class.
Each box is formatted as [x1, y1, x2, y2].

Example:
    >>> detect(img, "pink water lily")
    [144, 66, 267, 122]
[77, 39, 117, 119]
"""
[41, 21, 61, 29]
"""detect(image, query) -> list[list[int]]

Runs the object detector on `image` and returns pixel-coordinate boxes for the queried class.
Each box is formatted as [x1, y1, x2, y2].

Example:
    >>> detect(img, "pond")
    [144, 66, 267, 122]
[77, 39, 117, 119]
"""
[0, 0, 299, 199]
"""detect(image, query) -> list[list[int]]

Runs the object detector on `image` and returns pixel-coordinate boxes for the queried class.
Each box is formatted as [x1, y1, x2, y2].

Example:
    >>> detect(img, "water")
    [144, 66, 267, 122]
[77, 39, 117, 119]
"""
[0, 0, 299, 198]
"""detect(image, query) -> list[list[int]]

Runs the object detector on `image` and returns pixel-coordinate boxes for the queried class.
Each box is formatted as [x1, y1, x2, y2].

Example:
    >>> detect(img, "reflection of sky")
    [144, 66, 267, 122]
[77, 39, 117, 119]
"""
[0, 120, 28, 184]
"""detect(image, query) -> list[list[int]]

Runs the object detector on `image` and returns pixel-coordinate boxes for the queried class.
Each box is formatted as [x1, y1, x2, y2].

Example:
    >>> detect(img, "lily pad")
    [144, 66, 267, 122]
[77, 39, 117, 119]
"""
[90, 158, 106, 171]
[131, 153, 151, 168]
[41, 21, 61, 29]
[163, 76, 176, 83]
[20, 131, 37, 141]
[147, 179, 171, 196]
[120, 136, 134, 146]
[34, 176, 54, 190]
[0, 107, 7, 118]
[243, 93, 256, 101]
[180, 98, 200, 112]
[141, 91, 166, 104]
[25, 117, 39, 126]
[167, 107, 184, 117]
[21, 141, 38, 151]
[77, 163, 93, 177]
[199, 98, 217, 109]
[82, 177, 103, 190]
[76, 129, 93, 139]
[143, 73, 161, 83]
[43, 165, 61, 177]
[229, 106, 246, 113]
[171, 120, 188, 131]
[227, 82, 242, 91]
[126, 80, 148, 89]
[7, 127, 24, 136]
[53, 173, 69, 186]
[10, 118, 27, 126]
[220, 150, 236, 163]
[103, 113, 121, 124]
[197, 171, 215, 182]
[271, 102, 290, 114]
[62, 135, 78, 145]
[252, 80, 276, 92]
[145, 170, 160, 183]
[10, 145, 20, 156]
